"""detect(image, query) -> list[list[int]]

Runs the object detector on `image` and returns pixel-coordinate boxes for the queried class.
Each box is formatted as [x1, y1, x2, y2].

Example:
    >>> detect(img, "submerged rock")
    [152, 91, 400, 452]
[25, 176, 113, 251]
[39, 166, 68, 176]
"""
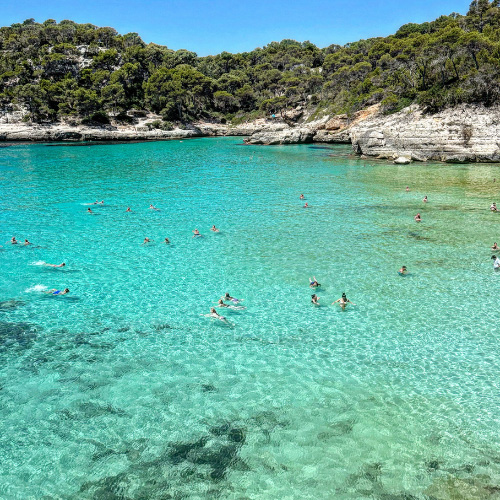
[0, 299, 26, 312]
[0, 321, 38, 352]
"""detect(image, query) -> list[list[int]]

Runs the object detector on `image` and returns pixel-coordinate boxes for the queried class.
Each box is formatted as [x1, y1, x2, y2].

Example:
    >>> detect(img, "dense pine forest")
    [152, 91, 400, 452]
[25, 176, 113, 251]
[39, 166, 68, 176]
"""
[1, 0, 499, 125]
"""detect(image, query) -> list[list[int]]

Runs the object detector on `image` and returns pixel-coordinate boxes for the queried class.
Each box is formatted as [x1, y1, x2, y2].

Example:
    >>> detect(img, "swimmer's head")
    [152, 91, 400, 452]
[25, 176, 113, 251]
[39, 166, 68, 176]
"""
[311, 294, 317, 299]
[402, 266, 407, 270]
[492, 255, 497, 259]
[224, 293, 230, 298]
[64, 288, 69, 293]
[61, 263, 66, 267]
[210, 307, 216, 313]
[342, 292, 347, 299]
[218, 299, 223, 304]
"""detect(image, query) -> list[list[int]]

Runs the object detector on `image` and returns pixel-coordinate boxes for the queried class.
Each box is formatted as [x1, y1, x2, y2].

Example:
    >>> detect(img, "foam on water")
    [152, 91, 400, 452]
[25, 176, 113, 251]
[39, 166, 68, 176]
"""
[1, 138, 500, 499]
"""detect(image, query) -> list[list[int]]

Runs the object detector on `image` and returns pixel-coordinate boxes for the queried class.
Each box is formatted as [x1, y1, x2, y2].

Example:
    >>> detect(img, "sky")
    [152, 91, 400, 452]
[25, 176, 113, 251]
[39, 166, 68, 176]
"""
[4, 0, 471, 56]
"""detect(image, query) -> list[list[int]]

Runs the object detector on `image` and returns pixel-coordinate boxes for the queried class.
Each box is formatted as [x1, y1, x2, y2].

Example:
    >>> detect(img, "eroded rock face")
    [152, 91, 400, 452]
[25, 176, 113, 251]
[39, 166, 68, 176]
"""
[349, 104, 500, 163]
[244, 127, 315, 145]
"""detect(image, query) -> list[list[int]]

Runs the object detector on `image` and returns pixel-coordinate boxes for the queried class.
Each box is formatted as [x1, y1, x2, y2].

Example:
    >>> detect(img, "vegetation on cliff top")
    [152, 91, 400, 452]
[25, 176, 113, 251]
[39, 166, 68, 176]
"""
[1, 0, 500, 125]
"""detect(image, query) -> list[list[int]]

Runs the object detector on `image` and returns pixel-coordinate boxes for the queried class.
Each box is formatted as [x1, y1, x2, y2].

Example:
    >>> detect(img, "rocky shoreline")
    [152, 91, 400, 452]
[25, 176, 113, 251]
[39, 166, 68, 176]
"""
[2, 103, 500, 163]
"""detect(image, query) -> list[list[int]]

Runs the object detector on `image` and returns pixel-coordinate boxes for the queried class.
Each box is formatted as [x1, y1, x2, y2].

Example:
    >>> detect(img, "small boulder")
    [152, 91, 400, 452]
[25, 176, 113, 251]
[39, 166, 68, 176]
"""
[394, 156, 411, 164]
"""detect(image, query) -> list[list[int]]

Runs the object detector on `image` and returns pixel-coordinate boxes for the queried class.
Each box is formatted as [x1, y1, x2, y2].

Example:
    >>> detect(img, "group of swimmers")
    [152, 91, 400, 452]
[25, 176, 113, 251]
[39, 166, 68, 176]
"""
[204, 293, 245, 324]
[309, 277, 356, 309]
[8, 237, 31, 245]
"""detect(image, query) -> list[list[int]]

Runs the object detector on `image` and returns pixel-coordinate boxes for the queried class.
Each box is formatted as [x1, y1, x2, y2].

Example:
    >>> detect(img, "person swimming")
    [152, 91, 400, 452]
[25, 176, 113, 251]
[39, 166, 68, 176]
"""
[10, 237, 18, 244]
[492, 255, 500, 269]
[193, 229, 202, 237]
[309, 277, 321, 288]
[216, 299, 245, 310]
[332, 292, 356, 309]
[398, 266, 407, 275]
[24, 239, 31, 245]
[423, 196, 428, 203]
[414, 213, 422, 222]
[143, 237, 152, 244]
[44, 288, 70, 295]
[300, 194, 305, 200]
[491, 203, 498, 212]
[222, 293, 243, 303]
[203, 307, 229, 323]
[164, 237, 170, 244]
[43, 262, 65, 268]
[149, 204, 159, 211]
[492, 242, 499, 251]
[311, 294, 320, 305]
[406, 186, 410, 192]
[303, 202, 309, 208]
[126, 207, 131, 212]
[210, 225, 220, 232]
[87, 208, 93, 214]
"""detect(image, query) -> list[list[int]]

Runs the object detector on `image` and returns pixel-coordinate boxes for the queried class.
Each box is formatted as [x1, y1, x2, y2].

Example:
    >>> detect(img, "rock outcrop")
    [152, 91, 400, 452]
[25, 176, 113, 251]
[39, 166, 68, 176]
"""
[349, 104, 500, 163]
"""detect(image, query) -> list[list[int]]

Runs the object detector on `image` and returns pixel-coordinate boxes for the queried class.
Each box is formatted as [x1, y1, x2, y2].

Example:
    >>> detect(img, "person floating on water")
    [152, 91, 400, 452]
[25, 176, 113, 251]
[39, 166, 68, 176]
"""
[423, 196, 428, 203]
[491, 203, 497, 212]
[143, 237, 152, 244]
[332, 292, 356, 309]
[94, 200, 104, 205]
[492, 255, 500, 269]
[44, 288, 70, 295]
[311, 294, 320, 305]
[303, 202, 309, 208]
[222, 293, 243, 304]
[87, 208, 93, 214]
[398, 266, 407, 275]
[10, 237, 18, 244]
[210, 225, 219, 232]
[309, 277, 321, 288]
[414, 213, 422, 222]
[406, 186, 410, 192]
[203, 307, 229, 323]
[193, 229, 202, 237]
[164, 237, 170, 244]
[300, 194, 305, 200]
[126, 207, 131, 212]
[43, 262, 65, 268]
[149, 204, 159, 211]
[24, 239, 31, 245]
[492, 242, 499, 251]
[216, 299, 245, 310]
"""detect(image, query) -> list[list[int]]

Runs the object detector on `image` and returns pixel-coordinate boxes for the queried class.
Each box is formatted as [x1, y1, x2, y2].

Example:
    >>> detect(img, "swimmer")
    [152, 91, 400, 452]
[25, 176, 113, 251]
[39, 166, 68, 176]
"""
[94, 200, 104, 205]
[24, 239, 31, 245]
[193, 229, 202, 237]
[44, 288, 70, 295]
[332, 292, 356, 309]
[43, 262, 65, 268]
[126, 207, 131, 212]
[492, 242, 499, 251]
[87, 208, 93, 214]
[164, 237, 170, 244]
[210, 225, 220, 232]
[300, 194, 305, 200]
[398, 265, 407, 275]
[423, 196, 428, 203]
[9, 237, 18, 244]
[203, 307, 229, 323]
[414, 213, 422, 222]
[491, 203, 497, 212]
[311, 294, 320, 305]
[216, 299, 245, 310]
[309, 277, 321, 288]
[143, 237, 152, 244]
[149, 204, 159, 211]
[303, 202, 309, 208]
[222, 293, 243, 304]
[406, 186, 410, 192]
[492, 255, 500, 269]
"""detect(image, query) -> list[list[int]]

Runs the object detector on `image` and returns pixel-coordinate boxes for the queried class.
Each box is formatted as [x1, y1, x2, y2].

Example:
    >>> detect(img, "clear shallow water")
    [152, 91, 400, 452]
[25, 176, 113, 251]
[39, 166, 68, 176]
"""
[1, 138, 500, 499]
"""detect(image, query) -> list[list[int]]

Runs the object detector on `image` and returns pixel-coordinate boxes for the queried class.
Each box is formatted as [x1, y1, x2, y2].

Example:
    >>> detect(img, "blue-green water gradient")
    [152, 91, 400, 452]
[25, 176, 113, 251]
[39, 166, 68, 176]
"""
[1, 138, 500, 499]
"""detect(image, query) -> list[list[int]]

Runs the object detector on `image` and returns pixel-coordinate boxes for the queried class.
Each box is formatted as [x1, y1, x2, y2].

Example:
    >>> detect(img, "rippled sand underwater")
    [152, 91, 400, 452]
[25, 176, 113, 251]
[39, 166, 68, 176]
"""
[1, 138, 500, 499]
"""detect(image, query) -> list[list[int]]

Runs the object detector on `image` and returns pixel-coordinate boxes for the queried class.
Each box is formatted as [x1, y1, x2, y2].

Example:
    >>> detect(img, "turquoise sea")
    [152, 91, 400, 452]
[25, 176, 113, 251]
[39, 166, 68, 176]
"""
[1, 137, 500, 499]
